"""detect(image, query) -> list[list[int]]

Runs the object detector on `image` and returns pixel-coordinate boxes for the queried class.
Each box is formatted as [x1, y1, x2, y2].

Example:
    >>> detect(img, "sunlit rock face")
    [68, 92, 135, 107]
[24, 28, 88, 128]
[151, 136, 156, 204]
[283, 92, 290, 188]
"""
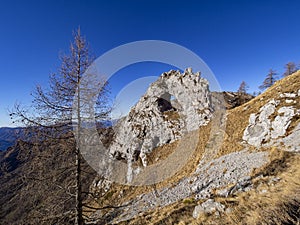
[243, 99, 279, 147]
[243, 97, 299, 148]
[110, 68, 212, 166]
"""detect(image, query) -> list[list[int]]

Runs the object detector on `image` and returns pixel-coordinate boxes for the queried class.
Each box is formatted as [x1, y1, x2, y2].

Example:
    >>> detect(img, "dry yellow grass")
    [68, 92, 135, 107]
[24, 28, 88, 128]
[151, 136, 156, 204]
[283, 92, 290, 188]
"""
[146, 141, 179, 166]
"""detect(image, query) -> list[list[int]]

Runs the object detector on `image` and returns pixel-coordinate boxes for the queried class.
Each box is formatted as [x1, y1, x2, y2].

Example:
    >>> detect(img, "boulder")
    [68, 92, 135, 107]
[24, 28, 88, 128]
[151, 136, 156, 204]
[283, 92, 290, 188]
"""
[193, 199, 225, 218]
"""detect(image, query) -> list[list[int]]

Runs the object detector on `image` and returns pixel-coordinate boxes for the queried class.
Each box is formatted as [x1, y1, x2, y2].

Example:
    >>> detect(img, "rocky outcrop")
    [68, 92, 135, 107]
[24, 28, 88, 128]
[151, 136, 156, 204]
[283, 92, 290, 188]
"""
[220, 91, 254, 109]
[280, 123, 300, 152]
[243, 97, 299, 147]
[110, 68, 212, 167]
[243, 99, 279, 147]
[271, 106, 295, 138]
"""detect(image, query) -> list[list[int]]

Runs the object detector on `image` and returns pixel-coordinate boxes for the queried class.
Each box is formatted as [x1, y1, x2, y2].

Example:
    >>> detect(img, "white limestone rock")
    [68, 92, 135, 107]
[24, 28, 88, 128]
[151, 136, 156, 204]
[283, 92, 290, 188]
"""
[242, 100, 279, 147]
[279, 93, 297, 98]
[279, 123, 300, 152]
[271, 106, 295, 139]
[285, 99, 296, 104]
[193, 199, 225, 218]
[110, 69, 212, 167]
[243, 99, 298, 147]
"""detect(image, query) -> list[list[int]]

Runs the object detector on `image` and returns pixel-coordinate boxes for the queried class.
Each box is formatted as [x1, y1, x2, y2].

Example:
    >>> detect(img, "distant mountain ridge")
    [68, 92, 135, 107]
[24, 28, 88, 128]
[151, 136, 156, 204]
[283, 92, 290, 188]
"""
[0, 127, 24, 151]
[0, 121, 113, 152]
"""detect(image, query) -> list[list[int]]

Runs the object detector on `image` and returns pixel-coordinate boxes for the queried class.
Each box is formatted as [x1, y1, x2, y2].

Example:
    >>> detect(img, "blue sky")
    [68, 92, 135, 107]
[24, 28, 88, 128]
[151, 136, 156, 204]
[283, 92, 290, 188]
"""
[1, 0, 300, 126]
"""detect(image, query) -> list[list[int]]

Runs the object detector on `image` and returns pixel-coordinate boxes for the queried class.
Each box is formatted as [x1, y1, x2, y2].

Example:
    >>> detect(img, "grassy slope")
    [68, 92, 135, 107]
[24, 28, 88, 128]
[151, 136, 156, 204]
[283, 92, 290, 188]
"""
[219, 70, 300, 157]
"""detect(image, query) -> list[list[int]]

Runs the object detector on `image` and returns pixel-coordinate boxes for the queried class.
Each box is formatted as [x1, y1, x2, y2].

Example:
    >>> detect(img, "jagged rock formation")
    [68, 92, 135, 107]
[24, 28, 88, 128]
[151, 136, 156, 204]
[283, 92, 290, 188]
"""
[110, 68, 212, 166]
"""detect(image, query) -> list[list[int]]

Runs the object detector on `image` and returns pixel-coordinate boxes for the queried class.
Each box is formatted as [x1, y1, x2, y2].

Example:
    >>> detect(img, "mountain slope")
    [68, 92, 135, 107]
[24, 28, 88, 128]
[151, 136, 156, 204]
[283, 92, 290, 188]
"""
[88, 71, 300, 224]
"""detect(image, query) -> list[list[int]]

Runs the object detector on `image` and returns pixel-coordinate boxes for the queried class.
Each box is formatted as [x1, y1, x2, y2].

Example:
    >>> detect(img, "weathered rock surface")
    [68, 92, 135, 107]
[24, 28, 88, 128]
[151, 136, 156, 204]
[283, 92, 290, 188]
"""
[243, 100, 279, 147]
[110, 69, 212, 167]
[277, 122, 300, 152]
[243, 98, 298, 147]
[193, 199, 225, 218]
[271, 106, 295, 139]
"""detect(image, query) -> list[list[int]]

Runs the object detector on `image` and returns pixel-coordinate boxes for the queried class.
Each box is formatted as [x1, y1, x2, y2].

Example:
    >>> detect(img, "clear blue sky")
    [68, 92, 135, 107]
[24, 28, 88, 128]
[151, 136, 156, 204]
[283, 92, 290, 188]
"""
[1, 0, 300, 127]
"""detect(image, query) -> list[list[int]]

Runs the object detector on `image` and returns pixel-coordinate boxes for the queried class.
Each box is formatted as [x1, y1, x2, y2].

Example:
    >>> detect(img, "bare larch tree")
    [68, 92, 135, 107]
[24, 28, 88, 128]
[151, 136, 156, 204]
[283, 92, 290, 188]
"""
[259, 69, 277, 91]
[237, 81, 248, 94]
[283, 62, 298, 77]
[10, 28, 110, 225]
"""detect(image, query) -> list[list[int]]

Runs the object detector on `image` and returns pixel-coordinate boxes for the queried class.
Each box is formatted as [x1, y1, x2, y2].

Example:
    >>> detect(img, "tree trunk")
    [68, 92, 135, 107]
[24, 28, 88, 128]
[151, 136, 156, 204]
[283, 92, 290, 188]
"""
[75, 146, 83, 225]
[75, 54, 83, 225]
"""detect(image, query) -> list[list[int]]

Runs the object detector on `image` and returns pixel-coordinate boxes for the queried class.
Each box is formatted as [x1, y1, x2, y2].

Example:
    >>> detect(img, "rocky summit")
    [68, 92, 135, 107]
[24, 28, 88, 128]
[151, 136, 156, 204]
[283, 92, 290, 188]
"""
[110, 68, 212, 167]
